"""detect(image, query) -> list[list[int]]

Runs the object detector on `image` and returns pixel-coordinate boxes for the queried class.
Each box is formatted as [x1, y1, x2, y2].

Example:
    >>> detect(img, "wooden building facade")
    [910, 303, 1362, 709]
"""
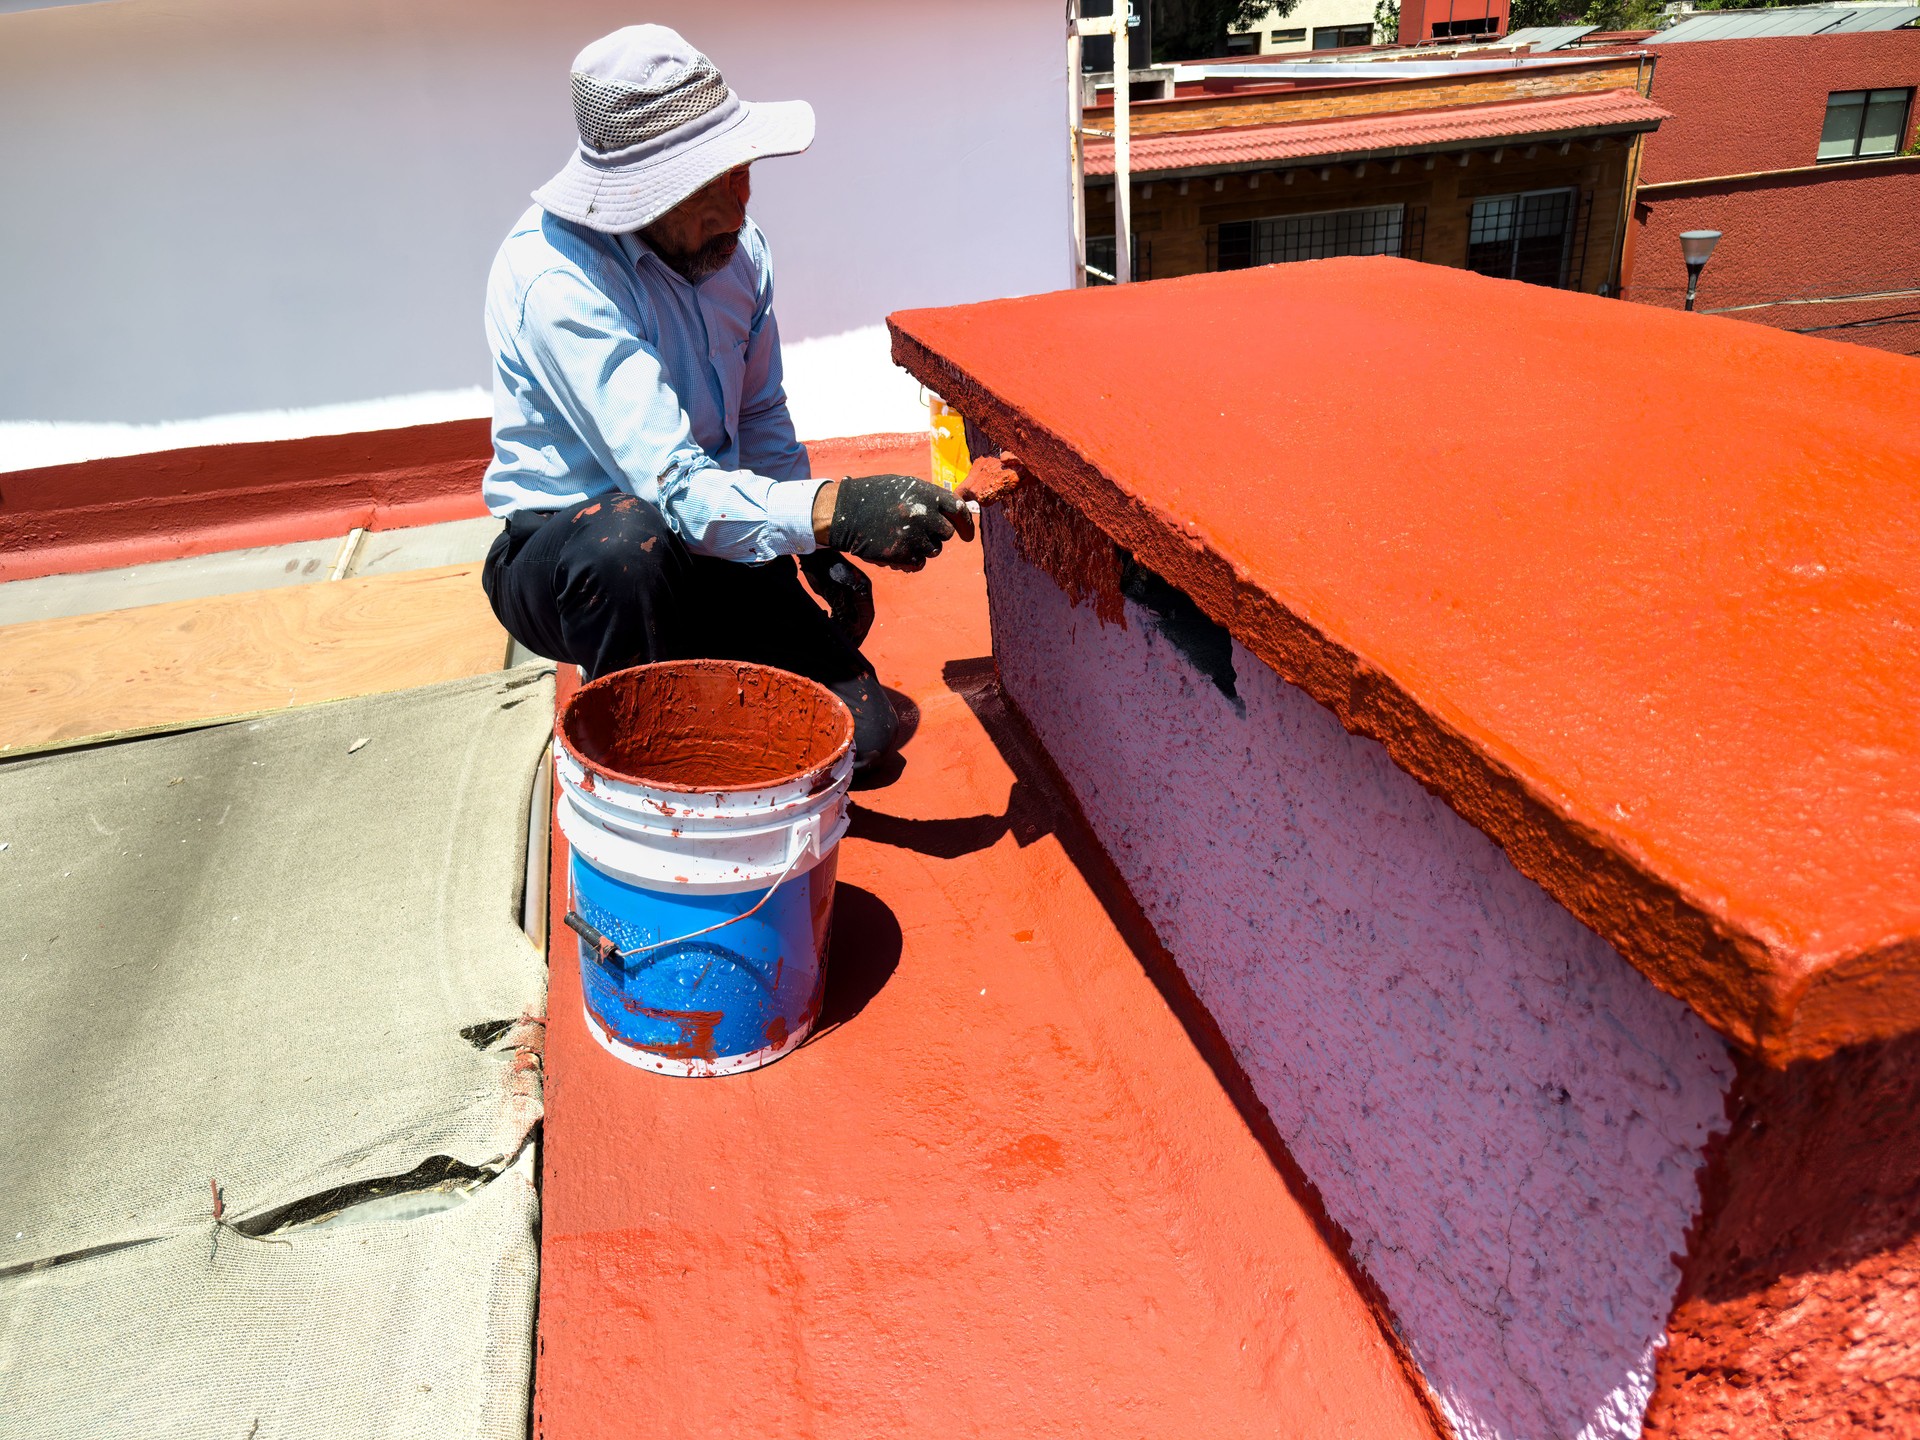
[1085, 54, 1666, 296]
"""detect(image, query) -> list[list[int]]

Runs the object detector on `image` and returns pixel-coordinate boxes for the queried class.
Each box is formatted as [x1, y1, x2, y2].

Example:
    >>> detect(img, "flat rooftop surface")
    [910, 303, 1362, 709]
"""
[890, 259, 1920, 1061]
[534, 535, 1437, 1439]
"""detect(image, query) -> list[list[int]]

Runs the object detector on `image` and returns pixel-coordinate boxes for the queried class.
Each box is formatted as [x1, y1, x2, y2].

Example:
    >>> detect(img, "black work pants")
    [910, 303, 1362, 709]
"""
[481, 493, 898, 760]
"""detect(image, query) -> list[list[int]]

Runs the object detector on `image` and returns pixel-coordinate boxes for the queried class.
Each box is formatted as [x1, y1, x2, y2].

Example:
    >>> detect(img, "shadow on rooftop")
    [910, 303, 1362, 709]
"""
[846, 674, 1052, 857]
[808, 883, 902, 1042]
[935, 652, 1434, 1399]
[844, 778, 1051, 859]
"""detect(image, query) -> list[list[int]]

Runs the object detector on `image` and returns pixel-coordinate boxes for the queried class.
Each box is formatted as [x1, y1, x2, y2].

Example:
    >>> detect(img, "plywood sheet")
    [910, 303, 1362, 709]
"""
[0, 563, 508, 756]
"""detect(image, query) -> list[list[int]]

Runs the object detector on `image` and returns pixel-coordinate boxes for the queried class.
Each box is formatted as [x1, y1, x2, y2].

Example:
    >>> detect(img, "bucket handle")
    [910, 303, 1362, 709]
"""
[564, 812, 824, 967]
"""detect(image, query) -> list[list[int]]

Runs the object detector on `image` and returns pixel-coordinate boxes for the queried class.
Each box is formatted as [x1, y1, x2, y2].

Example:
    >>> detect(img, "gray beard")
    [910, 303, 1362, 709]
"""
[661, 229, 741, 284]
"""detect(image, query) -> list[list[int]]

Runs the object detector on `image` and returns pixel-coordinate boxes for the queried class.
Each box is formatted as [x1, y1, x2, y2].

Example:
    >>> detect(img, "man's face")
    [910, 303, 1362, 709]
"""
[642, 165, 752, 283]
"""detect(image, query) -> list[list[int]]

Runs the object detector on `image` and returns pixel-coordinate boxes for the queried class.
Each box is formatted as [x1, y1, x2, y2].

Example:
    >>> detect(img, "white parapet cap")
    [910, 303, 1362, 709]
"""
[1169, 55, 1587, 82]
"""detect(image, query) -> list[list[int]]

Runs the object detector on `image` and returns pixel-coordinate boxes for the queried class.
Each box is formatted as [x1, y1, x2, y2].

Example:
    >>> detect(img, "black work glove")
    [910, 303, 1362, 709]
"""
[800, 549, 875, 647]
[827, 474, 972, 570]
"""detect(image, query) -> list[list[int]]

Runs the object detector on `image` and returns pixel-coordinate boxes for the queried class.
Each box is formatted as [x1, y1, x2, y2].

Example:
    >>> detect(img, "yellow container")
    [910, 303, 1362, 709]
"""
[929, 396, 972, 493]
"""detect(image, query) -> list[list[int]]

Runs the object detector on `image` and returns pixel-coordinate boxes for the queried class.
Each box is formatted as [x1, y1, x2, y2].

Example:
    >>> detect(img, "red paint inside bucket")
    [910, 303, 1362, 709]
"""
[560, 660, 854, 793]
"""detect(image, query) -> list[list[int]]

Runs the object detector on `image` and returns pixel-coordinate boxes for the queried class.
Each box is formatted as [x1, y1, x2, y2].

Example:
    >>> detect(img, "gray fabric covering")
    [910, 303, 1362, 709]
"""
[0, 1150, 539, 1440]
[0, 668, 554, 1270]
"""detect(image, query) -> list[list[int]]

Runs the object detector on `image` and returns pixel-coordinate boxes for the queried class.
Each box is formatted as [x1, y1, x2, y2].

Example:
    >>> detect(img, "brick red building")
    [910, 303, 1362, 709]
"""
[1623, 24, 1920, 355]
[1396, 0, 1511, 44]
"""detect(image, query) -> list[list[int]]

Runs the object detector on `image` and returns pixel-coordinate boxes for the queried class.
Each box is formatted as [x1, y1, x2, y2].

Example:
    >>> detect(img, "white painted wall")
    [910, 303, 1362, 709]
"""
[0, 0, 1067, 461]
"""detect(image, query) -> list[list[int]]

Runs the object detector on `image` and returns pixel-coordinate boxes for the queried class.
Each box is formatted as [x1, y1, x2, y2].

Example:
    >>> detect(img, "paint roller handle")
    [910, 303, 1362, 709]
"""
[563, 839, 812, 970]
[562, 911, 619, 964]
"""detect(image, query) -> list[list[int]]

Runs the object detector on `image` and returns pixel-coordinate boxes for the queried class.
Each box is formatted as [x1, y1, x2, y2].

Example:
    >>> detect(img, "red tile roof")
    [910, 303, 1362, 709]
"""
[1085, 89, 1670, 176]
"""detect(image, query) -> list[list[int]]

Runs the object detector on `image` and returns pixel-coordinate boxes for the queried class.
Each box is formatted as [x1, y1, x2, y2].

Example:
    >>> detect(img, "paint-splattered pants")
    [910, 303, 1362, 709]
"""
[482, 493, 899, 761]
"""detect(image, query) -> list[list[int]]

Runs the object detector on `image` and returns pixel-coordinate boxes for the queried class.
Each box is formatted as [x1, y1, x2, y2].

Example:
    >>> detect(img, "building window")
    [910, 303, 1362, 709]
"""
[1270, 27, 1307, 43]
[1432, 16, 1501, 37]
[1817, 89, 1913, 162]
[1086, 233, 1143, 284]
[1226, 31, 1261, 54]
[1215, 205, 1406, 270]
[1466, 189, 1576, 288]
[1312, 23, 1374, 48]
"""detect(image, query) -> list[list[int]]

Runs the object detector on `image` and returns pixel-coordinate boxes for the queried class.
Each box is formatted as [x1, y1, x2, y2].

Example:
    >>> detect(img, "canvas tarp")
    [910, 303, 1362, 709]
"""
[0, 667, 554, 1434]
[0, 1150, 538, 1440]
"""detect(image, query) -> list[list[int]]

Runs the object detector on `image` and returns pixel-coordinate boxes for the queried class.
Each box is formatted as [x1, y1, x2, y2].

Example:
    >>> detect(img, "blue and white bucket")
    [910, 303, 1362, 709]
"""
[554, 660, 854, 1077]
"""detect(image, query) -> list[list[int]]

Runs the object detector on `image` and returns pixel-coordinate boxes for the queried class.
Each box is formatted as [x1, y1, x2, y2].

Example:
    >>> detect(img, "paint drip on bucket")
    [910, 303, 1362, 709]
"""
[554, 660, 854, 1077]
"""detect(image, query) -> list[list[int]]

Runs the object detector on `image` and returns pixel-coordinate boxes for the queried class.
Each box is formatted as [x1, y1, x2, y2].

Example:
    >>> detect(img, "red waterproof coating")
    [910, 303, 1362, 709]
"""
[559, 659, 854, 793]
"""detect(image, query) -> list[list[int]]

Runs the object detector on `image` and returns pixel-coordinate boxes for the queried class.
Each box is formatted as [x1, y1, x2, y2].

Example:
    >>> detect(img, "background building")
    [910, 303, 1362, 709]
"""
[1619, 11, 1920, 355]
[1399, 0, 1511, 44]
[1227, 0, 1384, 54]
[1084, 51, 1664, 293]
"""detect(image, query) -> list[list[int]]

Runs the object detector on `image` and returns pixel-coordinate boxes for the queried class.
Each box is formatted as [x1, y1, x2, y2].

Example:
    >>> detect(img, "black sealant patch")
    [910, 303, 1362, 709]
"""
[1118, 555, 1243, 713]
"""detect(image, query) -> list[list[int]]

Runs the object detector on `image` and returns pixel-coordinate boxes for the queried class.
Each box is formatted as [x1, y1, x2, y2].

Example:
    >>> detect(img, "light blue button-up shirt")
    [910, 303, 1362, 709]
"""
[482, 205, 825, 563]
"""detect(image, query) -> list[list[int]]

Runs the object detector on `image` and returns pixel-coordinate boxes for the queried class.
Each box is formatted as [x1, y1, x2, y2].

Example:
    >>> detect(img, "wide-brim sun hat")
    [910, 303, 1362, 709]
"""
[534, 25, 814, 234]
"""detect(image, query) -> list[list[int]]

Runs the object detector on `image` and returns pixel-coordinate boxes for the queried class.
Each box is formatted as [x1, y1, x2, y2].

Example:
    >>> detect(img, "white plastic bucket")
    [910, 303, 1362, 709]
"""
[554, 661, 854, 1076]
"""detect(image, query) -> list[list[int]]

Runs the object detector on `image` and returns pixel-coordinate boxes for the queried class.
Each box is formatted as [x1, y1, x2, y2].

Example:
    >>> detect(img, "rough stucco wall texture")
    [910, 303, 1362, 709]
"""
[985, 519, 1736, 1439]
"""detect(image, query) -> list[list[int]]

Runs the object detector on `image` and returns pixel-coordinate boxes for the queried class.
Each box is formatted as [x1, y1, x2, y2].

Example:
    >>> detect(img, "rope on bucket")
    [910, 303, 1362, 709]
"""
[563, 842, 808, 968]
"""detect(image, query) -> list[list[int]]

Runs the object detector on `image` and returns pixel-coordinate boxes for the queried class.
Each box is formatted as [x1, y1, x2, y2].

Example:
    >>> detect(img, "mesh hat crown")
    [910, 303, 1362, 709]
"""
[533, 26, 815, 235]
[569, 56, 729, 156]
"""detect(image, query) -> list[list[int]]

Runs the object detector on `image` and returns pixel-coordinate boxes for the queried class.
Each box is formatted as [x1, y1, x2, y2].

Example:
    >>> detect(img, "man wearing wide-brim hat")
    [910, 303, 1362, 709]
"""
[481, 25, 970, 767]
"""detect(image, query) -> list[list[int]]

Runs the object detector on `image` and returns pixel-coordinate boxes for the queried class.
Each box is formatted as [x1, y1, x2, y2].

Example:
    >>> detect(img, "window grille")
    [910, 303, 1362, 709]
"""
[1403, 205, 1428, 264]
[1086, 233, 1149, 284]
[1466, 189, 1576, 289]
[1311, 23, 1375, 48]
[1212, 205, 1406, 271]
[1563, 189, 1595, 292]
[1432, 17, 1500, 37]
[1818, 89, 1913, 162]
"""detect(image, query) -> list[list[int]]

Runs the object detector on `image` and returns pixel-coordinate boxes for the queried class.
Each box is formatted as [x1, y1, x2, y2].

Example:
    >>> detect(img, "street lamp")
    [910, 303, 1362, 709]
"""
[1680, 229, 1722, 312]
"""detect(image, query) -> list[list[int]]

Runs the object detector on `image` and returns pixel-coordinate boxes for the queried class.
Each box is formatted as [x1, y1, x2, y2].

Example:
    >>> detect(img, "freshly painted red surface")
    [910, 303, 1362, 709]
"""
[889, 259, 1920, 1063]
[1638, 31, 1920, 185]
[534, 540, 1440, 1438]
[1630, 162, 1920, 357]
[0, 428, 926, 585]
[0, 420, 492, 583]
[1648, 1034, 1920, 1437]
[805, 430, 929, 478]
[1082, 90, 1669, 177]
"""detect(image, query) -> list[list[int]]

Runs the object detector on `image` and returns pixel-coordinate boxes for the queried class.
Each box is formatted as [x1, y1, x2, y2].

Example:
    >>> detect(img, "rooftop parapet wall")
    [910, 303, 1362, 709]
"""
[889, 258, 1920, 1066]
[892, 260, 1920, 1434]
